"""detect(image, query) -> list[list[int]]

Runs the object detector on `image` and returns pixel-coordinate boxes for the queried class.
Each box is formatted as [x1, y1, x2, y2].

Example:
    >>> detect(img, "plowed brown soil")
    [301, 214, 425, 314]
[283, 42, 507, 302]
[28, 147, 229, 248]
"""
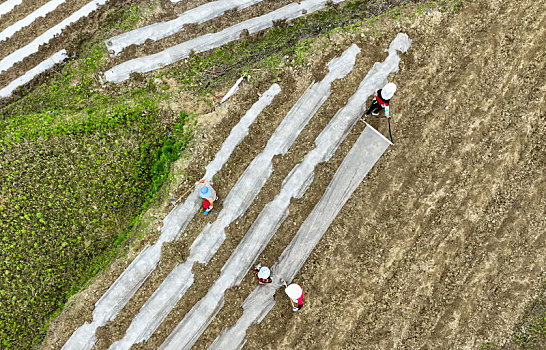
[239, 1, 546, 349]
[40, 0, 545, 349]
[0, 0, 51, 33]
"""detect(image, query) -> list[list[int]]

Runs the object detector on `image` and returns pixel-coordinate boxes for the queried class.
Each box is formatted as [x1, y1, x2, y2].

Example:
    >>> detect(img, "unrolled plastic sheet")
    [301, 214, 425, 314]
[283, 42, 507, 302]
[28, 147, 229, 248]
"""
[107, 45, 359, 350]
[62, 84, 281, 350]
[211, 125, 391, 350]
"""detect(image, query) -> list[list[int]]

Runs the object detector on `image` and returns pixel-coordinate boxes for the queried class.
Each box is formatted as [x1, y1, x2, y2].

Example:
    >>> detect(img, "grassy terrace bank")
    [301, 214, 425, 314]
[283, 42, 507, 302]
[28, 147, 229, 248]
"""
[0, 7, 197, 346]
[0, 58, 196, 348]
[0, 0, 496, 348]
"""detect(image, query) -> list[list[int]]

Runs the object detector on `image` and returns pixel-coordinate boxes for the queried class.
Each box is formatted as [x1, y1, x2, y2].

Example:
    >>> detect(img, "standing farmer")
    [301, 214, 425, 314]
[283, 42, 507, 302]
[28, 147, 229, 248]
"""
[196, 179, 218, 215]
[285, 283, 304, 312]
[365, 82, 397, 118]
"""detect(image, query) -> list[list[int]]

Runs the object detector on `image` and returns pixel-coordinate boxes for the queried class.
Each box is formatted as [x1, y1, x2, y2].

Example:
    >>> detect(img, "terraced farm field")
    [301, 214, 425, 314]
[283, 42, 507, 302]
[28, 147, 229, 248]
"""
[0, 0, 544, 349]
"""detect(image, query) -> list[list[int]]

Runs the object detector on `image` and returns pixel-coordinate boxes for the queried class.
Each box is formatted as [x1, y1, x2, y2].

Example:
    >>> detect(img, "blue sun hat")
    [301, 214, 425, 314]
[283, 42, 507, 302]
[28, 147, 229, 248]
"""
[199, 185, 211, 199]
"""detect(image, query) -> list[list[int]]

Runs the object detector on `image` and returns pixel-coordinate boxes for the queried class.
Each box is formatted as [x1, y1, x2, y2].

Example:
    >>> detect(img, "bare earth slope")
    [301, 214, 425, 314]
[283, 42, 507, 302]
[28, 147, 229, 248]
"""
[42, 0, 544, 349]
[237, 0, 545, 349]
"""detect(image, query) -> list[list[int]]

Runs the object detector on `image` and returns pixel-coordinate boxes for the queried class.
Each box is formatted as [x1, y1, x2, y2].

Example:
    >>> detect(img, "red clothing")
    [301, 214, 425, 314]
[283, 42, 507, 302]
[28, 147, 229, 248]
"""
[293, 291, 304, 310]
[375, 92, 389, 107]
[203, 198, 211, 209]
[296, 292, 304, 306]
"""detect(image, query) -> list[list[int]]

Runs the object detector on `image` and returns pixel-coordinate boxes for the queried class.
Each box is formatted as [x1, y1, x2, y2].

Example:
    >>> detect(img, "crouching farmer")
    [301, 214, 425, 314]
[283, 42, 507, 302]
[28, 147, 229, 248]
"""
[253, 263, 272, 284]
[285, 283, 304, 312]
[196, 179, 218, 215]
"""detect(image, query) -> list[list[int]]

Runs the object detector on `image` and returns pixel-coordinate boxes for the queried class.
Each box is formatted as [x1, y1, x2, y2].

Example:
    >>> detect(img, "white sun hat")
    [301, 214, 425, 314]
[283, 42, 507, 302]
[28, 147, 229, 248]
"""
[257, 266, 270, 279]
[381, 82, 397, 100]
[285, 283, 303, 300]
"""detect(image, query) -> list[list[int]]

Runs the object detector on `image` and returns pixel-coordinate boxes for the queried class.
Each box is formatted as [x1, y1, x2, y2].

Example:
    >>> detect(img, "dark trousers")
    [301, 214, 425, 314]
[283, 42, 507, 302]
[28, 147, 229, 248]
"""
[365, 99, 383, 115]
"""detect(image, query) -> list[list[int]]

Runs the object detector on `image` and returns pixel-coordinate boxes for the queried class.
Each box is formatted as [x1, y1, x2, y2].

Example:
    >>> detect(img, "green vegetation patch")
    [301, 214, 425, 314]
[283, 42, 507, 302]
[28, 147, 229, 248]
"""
[0, 40, 194, 348]
[106, 3, 144, 31]
[0, 0, 469, 347]
[511, 287, 546, 350]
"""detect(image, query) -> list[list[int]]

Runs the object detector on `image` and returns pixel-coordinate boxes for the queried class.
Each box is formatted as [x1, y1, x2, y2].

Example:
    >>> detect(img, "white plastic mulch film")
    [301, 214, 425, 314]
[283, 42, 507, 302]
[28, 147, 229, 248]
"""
[62, 84, 281, 350]
[0, 0, 23, 19]
[103, 0, 347, 83]
[0, 50, 67, 98]
[0, 0, 108, 73]
[0, 0, 67, 42]
[107, 45, 359, 350]
[210, 33, 410, 350]
[105, 0, 266, 56]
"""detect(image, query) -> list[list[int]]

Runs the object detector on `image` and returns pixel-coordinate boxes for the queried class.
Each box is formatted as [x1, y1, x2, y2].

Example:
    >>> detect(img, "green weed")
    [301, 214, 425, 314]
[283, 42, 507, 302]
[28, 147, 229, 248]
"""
[0, 41, 192, 350]
[107, 4, 142, 31]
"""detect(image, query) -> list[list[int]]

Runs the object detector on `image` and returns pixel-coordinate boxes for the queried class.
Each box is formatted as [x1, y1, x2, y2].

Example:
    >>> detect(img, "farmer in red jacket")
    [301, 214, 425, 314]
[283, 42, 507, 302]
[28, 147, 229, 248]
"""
[285, 283, 304, 311]
[365, 82, 397, 118]
[196, 179, 218, 215]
